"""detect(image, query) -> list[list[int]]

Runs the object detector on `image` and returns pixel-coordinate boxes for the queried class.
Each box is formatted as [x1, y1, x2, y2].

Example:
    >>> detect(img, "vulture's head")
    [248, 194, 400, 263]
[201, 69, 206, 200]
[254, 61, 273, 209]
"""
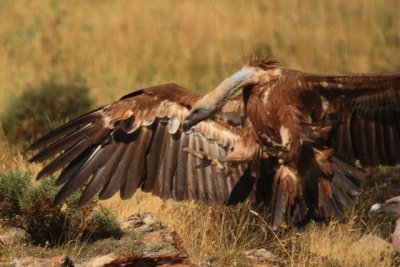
[370, 196, 400, 253]
[370, 196, 400, 220]
[182, 58, 280, 131]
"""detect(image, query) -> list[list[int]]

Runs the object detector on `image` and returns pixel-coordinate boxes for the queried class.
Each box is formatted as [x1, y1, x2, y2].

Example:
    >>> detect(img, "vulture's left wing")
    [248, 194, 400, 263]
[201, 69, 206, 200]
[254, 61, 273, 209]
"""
[29, 83, 256, 206]
[305, 73, 400, 167]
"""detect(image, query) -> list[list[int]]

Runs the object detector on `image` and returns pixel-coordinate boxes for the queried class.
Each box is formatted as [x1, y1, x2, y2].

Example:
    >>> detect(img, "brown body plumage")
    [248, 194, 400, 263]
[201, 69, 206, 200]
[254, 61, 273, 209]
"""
[30, 59, 400, 228]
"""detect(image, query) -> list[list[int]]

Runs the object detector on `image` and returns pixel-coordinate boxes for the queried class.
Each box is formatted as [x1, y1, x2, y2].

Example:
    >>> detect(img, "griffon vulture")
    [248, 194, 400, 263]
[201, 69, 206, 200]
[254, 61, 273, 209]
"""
[370, 196, 400, 252]
[29, 58, 400, 228]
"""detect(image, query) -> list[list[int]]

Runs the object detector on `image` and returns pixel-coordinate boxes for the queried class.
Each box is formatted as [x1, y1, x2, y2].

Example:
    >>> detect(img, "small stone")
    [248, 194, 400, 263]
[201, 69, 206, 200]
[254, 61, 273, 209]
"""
[12, 255, 73, 267]
[80, 253, 118, 267]
[0, 227, 27, 245]
[245, 248, 279, 265]
[143, 213, 161, 226]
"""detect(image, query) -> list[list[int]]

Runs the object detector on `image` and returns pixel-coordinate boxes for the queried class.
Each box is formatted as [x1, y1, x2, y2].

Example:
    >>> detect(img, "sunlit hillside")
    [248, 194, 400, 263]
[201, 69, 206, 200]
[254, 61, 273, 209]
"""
[1, 0, 400, 266]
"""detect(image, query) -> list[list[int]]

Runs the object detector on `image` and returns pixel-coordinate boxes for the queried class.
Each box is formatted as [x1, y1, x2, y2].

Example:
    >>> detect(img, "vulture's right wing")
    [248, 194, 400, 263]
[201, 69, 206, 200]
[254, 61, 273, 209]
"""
[29, 83, 257, 206]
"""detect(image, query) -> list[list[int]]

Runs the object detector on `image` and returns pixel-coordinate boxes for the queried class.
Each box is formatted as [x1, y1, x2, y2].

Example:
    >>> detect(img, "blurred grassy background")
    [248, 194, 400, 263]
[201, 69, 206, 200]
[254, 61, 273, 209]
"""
[0, 0, 399, 108]
[1, 0, 400, 265]
[1, 0, 399, 149]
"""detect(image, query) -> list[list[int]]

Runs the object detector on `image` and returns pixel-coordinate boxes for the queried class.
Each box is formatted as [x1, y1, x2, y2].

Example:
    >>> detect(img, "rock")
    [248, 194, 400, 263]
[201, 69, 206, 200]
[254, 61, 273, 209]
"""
[81, 254, 196, 267]
[79, 212, 195, 266]
[80, 253, 119, 267]
[120, 212, 165, 233]
[244, 248, 281, 266]
[0, 226, 27, 245]
[11, 255, 73, 267]
[191, 258, 213, 267]
[141, 228, 187, 258]
[103, 255, 197, 267]
[4, 213, 196, 267]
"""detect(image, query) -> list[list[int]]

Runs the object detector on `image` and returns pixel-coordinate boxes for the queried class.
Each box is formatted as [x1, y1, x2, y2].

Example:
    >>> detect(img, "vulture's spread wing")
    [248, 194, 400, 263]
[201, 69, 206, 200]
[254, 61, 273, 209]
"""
[29, 83, 254, 206]
[306, 73, 400, 167]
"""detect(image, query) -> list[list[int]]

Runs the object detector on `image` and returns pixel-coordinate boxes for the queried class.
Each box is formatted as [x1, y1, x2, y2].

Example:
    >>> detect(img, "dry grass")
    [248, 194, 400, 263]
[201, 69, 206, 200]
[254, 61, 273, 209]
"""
[0, 0, 399, 106]
[1, 0, 400, 266]
[99, 192, 397, 266]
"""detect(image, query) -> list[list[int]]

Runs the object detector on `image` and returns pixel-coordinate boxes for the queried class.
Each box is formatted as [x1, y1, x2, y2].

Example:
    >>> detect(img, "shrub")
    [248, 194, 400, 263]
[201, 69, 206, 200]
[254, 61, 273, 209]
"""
[83, 207, 123, 242]
[0, 171, 122, 247]
[0, 171, 31, 221]
[2, 79, 93, 146]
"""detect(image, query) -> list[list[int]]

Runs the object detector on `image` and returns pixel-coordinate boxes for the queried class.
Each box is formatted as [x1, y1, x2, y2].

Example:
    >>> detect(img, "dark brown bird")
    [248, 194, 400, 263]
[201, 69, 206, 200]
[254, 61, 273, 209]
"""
[29, 58, 400, 228]
[370, 196, 400, 252]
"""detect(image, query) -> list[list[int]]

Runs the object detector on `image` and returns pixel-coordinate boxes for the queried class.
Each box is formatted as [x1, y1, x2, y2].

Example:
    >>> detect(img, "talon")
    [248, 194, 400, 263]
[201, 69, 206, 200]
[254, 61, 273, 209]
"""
[211, 158, 225, 170]
[183, 147, 205, 159]
[183, 147, 225, 169]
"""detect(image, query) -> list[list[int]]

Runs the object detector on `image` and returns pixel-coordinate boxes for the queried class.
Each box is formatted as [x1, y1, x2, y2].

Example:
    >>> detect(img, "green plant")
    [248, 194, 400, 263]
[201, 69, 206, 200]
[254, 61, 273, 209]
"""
[0, 171, 122, 247]
[83, 207, 123, 242]
[2, 79, 93, 146]
[0, 171, 31, 221]
[18, 177, 85, 246]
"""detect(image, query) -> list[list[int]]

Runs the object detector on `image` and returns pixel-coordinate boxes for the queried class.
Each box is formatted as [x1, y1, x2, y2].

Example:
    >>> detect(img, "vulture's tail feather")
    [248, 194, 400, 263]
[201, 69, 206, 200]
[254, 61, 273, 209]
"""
[270, 181, 286, 230]
[271, 156, 364, 228]
[328, 156, 364, 218]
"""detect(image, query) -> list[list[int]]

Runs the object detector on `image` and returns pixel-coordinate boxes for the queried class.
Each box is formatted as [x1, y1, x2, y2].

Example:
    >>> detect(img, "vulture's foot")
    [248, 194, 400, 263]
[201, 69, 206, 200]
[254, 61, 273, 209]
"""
[183, 147, 249, 170]
[183, 147, 225, 169]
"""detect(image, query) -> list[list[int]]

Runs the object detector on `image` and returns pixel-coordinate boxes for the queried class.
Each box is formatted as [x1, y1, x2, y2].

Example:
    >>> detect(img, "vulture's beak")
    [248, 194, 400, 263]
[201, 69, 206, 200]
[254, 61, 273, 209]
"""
[183, 68, 256, 131]
[369, 203, 385, 214]
[369, 198, 400, 219]
[182, 107, 213, 131]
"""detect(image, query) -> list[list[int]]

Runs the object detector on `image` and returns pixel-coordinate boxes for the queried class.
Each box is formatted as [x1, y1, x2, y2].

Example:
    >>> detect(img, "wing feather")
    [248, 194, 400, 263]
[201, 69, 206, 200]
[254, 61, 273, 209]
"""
[37, 138, 94, 180]
[194, 137, 206, 201]
[29, 83, 256, 208]
[54, 144, 104, 205]
[204, 141, 219, 203]
[306, 72, 400, 167]
[173, 133, 189, 201]
[185, 136, 197, 200]
[202, 139, 214, 204]
[98, 141, 131, 199]
[100, 136, 138, 199]
[375, 109, 388, 165]
[144, 121, 168, 193]
[159, 131, 180, 200]
[30, 123, 94, 163]
[120, 127, 152, 199]
[29, 109, 103, 151]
